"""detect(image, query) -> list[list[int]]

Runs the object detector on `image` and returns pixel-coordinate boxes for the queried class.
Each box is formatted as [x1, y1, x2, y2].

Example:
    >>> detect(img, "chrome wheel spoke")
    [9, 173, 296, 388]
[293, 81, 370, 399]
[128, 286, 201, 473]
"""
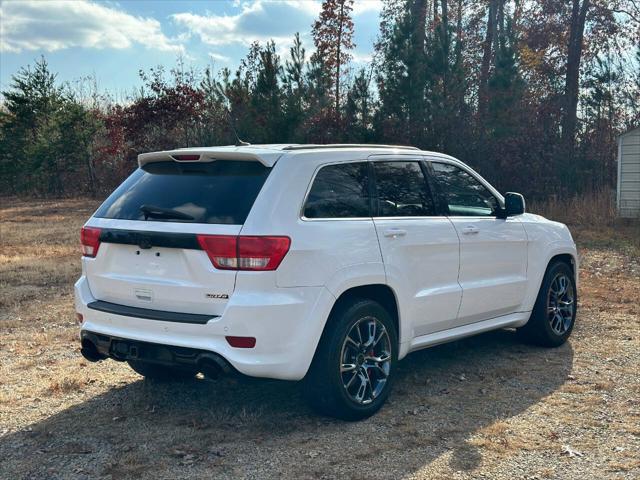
[546, 273, 575, 335]
[354, 372, 370, 403]
[365, 320, 376, 347]
[558, 276, 568, 295]
[558, 299, 573, 311]
[365, 352, 391, 364]
[372, 327, 387, 348]
[341, 316, 392, 405]
[345, 336, 360, 350]
[345, 370, 358, 388]
[356, 323, 363, 345]
[341, 363, 357, 372]
[368, 362, 389, 378]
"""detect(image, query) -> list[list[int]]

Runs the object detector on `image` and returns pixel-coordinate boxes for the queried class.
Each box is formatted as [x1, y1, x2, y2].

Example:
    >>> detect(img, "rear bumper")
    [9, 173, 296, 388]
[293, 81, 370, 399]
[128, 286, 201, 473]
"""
[80, 330, 234, 375]
[75, 276, 335, 381]
[87, 300, 216, 324]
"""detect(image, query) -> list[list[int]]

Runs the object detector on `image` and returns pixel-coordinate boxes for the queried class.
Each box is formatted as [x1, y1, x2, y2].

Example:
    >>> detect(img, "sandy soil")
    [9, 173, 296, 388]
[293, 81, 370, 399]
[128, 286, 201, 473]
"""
[1, 198, 638, 479]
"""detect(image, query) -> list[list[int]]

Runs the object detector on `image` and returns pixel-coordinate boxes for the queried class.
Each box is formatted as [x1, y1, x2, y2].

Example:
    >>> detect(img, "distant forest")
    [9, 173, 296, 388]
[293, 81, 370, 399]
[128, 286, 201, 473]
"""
[1, 0, 639, 199]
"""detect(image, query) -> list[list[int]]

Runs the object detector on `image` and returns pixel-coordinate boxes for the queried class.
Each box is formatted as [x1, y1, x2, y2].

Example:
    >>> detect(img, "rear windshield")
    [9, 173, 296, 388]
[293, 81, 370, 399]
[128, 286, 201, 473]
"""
[94, 160, 271, 224]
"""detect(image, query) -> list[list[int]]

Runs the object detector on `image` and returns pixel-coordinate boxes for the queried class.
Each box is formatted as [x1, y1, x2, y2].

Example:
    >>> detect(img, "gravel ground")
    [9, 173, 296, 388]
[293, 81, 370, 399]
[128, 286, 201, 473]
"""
[0, 199, 638, 479]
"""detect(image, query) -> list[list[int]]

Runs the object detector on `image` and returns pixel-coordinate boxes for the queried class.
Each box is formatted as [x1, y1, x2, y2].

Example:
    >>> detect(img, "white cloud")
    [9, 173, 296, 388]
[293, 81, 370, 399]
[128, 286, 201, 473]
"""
[351, 51, 374, 64]
[209, 52, 231, 63]
[171, 1, 321, 48]
[171, 1, 381, 56]
[0, 0, 182, 53]
[352, 0, 383, 16]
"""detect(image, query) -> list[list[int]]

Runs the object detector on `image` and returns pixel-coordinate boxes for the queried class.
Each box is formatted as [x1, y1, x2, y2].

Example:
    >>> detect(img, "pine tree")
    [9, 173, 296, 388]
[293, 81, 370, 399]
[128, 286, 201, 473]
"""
[282, 33, 307, 141]
[374, 0, 406, 63]
[376, 0, 429, 146]
[345, 68, 374, 142]
[427, 0, 459, 150]
[1, 56, 65, 193]
[252, 41, 283, 142]
[304, 53, 334, 142]
[484, 12, 527, 187]
[312, 0, 355, 117]
[199, 66, 230, 145]
[487, 17, 524, 141]
[215, 44, 261, 144]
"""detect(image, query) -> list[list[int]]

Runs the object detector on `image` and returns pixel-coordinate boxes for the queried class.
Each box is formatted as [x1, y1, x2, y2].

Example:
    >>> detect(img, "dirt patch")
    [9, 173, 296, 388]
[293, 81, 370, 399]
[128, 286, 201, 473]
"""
[1, 199, 638, 479]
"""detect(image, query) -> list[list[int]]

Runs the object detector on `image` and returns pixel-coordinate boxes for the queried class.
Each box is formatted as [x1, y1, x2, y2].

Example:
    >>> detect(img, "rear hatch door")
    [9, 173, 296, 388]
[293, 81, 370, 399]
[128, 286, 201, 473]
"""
[84, 159, 271, 316]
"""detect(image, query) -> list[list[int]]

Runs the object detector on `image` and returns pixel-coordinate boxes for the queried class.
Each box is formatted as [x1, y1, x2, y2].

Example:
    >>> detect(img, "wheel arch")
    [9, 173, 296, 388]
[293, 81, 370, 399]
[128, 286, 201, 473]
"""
[541, 249, 579, 296]
[517, 251, 579, 346]
[522, 248, 579, 315]
[317, 283, 401, 357]
[548, 253, 577, 281]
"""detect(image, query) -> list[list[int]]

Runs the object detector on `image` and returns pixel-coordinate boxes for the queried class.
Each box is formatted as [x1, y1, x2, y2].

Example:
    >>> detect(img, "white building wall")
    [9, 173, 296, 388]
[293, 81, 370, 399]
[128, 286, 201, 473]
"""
[618, 127, 640, 218]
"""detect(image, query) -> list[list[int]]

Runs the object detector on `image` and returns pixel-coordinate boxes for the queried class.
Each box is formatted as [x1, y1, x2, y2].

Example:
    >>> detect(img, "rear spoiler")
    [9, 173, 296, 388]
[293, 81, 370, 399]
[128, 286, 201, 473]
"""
[138, 147, 283, 168]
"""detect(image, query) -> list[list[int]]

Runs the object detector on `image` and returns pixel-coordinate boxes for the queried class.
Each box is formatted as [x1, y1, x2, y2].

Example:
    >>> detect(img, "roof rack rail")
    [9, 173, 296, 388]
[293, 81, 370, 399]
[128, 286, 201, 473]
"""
[282, 144, 420, 151]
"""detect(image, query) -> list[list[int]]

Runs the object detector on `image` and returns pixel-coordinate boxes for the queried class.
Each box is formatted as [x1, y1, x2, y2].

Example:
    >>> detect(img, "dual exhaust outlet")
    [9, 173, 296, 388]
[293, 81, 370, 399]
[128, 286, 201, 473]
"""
[80, 338, 231, 378]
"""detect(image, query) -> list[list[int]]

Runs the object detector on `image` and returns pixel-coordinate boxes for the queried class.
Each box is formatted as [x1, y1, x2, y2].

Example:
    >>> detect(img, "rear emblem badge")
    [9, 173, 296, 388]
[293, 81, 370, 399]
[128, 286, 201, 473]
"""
[206, 293, 229, 299]
[135, 289, 153, 302]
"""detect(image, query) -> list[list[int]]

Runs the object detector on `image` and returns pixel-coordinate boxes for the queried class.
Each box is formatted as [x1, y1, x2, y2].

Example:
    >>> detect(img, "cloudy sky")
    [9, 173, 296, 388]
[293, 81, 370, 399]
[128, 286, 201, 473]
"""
[0, 0, 383, 95]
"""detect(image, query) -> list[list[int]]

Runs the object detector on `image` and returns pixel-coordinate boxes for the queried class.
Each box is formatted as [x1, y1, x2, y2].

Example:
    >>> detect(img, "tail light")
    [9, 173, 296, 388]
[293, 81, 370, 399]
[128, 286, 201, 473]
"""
[226, 336, 256, 348]
[238, 236, 291, 270]
[197, 235, 290, 271]
[171, 154, 200, 161]
[80, 226, 102, 257]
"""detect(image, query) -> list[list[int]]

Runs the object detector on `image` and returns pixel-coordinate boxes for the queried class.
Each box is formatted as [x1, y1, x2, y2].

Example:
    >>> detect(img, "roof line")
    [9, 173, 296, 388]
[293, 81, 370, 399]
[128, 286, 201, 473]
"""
[619, 125, 640, 136]
[282, 144, 420, 151]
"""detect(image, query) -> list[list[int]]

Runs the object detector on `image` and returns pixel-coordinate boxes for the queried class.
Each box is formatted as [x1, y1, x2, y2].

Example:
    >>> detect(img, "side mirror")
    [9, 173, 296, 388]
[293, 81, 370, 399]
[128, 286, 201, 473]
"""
[502, 192, 526, 217]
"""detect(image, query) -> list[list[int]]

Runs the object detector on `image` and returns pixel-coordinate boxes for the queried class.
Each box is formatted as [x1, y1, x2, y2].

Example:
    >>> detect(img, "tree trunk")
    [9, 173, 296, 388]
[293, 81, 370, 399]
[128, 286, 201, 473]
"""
[408, 0, 428, 143]
[335, 0, 345, 116]
[497, 0, 504, 43]
[478, 0, 498, 121]
[456, 0, 462, 50]
[562, 0, 590, 154]
[442, 0, 449, 89]
[84, 136, 97, 196]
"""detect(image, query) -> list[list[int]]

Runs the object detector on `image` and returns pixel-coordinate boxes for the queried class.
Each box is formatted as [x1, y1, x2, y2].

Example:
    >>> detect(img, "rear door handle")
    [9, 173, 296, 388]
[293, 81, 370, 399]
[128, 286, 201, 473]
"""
[383, 228, 407, 238]
[461, 226, 479, 235]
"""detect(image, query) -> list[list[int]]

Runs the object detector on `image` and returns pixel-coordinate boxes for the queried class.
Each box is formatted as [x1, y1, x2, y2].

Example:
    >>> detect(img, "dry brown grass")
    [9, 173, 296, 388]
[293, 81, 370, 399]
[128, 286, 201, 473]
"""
[528, 189, 618, 227]
[0, 197, 639, 480]
[47, 376, 87, 395]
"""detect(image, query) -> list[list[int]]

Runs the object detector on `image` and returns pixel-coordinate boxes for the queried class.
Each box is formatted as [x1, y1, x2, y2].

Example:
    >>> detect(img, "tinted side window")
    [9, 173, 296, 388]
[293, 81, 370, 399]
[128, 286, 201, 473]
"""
[374, 162, 435, 216]
[94, 160, 271, 224]
[431, 162, 498, 217]
[303, 162, 370, 218]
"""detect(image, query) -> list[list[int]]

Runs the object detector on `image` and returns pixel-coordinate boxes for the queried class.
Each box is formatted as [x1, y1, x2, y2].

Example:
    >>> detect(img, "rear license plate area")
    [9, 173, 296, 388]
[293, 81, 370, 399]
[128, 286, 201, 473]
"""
[110, 340, 140, 359]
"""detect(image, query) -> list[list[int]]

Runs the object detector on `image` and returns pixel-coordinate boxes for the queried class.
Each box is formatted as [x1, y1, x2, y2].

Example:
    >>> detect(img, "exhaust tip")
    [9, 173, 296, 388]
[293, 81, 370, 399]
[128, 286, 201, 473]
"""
[197, 353, 231, 379]
[80, 339, 104, 362]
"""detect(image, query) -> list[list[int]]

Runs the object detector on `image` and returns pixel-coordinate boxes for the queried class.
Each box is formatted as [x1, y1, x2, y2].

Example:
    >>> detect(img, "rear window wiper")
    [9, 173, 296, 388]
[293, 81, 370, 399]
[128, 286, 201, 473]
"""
[139, 204, 194, 221]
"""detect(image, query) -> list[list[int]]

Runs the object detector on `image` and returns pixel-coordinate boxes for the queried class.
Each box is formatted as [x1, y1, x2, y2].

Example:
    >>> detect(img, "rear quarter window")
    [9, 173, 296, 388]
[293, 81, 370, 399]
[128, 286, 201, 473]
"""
[303, 162, 370, 219]
[94, 160, 271, 225]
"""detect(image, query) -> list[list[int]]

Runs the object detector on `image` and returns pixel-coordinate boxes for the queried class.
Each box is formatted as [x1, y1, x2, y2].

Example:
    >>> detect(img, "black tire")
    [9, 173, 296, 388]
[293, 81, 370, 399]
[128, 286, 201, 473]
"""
[303, 298, 398, 421]
[518, 261, 577, 347]
[127, 360, 197, 381]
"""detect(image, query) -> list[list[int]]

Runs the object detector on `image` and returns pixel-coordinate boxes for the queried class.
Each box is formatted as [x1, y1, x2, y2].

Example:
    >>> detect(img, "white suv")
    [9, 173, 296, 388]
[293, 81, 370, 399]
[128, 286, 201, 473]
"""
[75, 144, 578, 419]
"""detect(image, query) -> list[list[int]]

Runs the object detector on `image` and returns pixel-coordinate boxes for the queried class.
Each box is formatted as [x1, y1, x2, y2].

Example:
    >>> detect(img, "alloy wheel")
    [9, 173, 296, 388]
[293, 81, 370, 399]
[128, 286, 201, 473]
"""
[340, 316, 392, 405]
[547, 273, 575, 335]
